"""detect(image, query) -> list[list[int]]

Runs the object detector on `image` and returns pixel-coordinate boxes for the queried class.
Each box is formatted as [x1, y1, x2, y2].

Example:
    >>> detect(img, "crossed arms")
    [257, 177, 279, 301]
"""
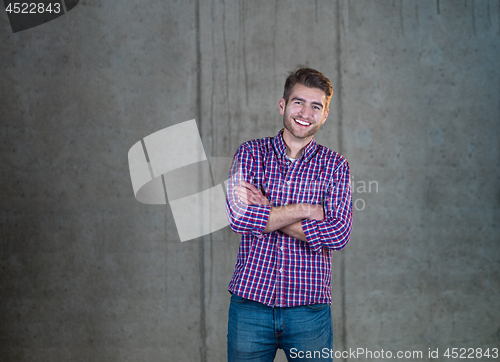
[234, 181, 324, 242]
[225, 143, 352, 251]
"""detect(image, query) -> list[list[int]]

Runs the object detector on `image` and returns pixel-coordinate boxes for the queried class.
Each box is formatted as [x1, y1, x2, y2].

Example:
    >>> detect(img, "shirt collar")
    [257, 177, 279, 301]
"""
[272, 129, 318, 163]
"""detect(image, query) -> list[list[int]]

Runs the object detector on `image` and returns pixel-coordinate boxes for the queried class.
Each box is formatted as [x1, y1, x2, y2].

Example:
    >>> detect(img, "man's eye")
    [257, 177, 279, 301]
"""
[313, 106, 320, 110]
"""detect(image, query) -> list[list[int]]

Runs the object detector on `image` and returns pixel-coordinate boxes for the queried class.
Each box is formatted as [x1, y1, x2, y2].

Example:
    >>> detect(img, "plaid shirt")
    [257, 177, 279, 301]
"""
[226, 130, 352, 307]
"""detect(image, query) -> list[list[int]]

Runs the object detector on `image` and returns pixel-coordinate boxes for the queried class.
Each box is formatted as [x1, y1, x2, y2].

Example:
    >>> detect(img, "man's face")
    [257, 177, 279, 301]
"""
[279, 83, 330, 141]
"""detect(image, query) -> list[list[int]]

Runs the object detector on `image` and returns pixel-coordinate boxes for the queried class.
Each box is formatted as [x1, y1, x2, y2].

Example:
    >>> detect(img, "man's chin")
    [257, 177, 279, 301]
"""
[288, 130, 314, 140]
[294, 127, 320, 140]
[283, 120, 319, 140]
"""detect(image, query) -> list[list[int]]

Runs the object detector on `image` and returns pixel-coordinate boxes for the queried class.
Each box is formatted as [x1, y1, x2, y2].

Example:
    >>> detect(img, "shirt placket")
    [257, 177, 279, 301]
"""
[276, 155, 296, 307]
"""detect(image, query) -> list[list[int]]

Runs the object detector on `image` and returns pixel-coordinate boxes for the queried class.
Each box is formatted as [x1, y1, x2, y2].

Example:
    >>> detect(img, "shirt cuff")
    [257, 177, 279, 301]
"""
[301, 219, 322, 253]
[248, 204, 271, 237]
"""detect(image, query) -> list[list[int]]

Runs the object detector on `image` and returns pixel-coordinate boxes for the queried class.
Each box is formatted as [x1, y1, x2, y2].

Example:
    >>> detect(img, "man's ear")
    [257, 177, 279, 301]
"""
[279, 98, 286, 115]
[321, 108, 329, 125]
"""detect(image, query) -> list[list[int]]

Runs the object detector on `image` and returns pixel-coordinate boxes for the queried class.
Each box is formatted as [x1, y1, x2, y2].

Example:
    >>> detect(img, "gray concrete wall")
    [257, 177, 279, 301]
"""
[1, 1, 499, 361]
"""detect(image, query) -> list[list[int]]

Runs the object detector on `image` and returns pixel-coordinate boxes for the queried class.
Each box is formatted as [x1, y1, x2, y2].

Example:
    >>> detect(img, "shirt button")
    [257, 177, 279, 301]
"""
[279, 268, 283, 273]
[286, 181, 291, 185]
[280, 246, 284, 251]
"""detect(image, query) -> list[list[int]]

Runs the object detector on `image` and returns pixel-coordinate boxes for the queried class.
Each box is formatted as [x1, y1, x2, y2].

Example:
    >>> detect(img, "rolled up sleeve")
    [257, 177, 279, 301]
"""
[225, 144, 271, 236]
[302, 159, 353, 252]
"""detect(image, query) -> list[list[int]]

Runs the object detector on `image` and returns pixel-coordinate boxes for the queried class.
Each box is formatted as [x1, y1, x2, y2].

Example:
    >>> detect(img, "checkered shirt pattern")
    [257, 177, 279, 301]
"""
[226, 130, 353, 307]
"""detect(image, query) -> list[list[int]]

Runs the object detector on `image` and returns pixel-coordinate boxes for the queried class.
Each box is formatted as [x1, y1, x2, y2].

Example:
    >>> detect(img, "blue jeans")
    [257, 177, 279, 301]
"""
[227, 293, 333, 362]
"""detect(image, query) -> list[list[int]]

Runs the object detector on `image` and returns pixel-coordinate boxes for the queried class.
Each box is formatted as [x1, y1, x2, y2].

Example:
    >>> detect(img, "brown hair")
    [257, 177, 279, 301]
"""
[283, 68, 333, 105]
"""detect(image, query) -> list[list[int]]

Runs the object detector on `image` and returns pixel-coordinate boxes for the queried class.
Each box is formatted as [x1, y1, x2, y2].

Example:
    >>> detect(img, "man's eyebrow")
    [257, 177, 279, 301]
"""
[291, 97, 306, 103]
[290, 97, 324, 109]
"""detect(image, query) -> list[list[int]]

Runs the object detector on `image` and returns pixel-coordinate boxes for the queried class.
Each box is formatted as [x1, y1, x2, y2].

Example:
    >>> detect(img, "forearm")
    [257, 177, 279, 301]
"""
[279, 221, 307, 242]
[263, 204, 312, 233]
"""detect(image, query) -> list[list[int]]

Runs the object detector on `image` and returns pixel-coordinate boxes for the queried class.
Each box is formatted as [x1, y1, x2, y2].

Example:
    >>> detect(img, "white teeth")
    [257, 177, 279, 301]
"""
[294, 119, 310, 126]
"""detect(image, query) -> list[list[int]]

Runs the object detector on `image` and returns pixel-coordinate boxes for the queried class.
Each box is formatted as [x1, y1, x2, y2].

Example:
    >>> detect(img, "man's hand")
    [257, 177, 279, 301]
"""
[234, 181, 270, 206]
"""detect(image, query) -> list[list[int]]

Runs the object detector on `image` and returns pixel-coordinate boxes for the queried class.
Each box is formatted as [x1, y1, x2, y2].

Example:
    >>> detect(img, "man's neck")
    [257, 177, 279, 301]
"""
[282, 130, 313, 159]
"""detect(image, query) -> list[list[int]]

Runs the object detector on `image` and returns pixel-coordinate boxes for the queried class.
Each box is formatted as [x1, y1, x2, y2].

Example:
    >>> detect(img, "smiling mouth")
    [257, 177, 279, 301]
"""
[294, 118, 311, 126]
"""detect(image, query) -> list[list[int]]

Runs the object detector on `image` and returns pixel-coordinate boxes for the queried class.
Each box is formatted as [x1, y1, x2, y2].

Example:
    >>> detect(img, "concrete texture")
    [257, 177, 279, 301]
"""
[1, 1, 499, 361]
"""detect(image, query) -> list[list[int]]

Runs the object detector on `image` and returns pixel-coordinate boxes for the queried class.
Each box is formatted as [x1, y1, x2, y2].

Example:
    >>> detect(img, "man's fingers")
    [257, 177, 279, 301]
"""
[237, 193, 251, 205]
[234, 185, 249, 194]
[235, 181, 270, 206]
[239, 181, 259, 193]
[235, 185, 255, 197]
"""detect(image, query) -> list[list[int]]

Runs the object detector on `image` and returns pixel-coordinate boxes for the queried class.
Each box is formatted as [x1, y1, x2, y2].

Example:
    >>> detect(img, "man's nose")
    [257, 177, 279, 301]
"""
[300, 105, 313, 119]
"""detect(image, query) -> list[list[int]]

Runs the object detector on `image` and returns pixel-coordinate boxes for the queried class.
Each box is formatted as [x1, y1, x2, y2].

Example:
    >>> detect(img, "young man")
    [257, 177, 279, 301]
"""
[226, 68, 352, 362]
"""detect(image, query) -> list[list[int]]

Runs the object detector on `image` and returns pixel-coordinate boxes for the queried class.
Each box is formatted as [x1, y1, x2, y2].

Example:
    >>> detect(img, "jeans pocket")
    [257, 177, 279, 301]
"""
[305, 303, 330, 311]
[230, 293, 248, 304]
